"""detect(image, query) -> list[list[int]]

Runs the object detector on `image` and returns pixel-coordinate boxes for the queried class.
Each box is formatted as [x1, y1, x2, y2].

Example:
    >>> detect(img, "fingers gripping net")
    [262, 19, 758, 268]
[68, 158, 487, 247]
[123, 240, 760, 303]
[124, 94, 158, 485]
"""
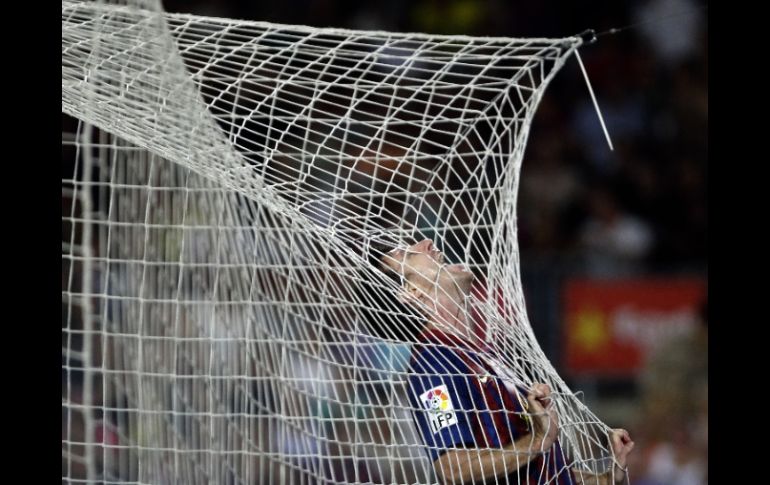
[62, 1, 620, 483]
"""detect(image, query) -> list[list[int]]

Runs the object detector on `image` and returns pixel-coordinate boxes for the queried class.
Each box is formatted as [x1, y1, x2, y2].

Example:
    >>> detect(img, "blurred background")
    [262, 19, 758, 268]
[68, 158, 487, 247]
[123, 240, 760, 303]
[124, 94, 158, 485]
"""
[65, 0, 707, 483]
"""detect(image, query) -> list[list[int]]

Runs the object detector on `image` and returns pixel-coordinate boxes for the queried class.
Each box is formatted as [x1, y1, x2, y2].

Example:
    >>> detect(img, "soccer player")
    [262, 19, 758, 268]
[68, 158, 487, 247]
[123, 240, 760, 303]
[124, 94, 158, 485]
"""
[377, 238, 634, 484]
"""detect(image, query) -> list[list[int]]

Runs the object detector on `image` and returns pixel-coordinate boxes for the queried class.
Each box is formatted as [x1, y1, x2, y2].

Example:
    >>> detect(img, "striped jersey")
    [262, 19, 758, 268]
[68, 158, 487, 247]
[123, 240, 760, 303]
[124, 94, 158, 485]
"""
[407, 328, 575, 485]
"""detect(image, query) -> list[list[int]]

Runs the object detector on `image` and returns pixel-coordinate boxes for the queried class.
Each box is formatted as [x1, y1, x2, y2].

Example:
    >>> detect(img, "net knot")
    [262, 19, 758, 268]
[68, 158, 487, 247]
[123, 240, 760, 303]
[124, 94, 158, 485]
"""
[577, 29, 597, 45]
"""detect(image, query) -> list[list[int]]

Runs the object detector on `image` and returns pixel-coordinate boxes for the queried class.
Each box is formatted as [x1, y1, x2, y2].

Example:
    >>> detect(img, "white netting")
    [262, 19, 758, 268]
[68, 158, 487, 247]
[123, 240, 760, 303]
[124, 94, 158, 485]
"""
[62, 1, 623, 483]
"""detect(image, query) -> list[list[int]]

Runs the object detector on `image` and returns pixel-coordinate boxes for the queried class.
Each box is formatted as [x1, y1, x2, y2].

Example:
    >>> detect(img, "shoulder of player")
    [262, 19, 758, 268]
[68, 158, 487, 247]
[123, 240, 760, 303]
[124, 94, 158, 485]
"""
[408, 343, 474, 376]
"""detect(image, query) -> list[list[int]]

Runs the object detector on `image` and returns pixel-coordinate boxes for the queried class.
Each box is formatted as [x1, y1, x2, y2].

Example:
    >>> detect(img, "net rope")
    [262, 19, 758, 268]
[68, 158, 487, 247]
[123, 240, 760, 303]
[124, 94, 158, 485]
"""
[62, 1, 622, 483]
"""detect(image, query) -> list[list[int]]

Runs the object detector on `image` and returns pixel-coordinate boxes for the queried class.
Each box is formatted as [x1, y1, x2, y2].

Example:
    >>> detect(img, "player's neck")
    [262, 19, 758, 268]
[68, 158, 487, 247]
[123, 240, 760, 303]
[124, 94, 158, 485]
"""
[427, 291, 472, 339]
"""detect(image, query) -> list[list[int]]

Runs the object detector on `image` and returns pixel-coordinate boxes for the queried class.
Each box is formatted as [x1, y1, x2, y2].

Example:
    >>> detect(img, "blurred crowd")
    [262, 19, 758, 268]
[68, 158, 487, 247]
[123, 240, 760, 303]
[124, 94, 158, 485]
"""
[630, 302, 707, 485]
[163, 0, 707, 277]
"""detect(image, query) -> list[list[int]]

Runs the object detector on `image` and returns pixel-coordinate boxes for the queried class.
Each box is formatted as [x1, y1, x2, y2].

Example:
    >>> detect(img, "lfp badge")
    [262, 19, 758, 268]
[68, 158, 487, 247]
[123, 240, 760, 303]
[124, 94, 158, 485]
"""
[419, 385, 458, 432]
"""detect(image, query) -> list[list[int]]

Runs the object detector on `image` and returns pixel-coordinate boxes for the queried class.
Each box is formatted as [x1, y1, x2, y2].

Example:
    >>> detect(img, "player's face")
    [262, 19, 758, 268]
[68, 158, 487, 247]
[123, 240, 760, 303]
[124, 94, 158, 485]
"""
[382, 239, 442, 290]
[381, 239, 473, 298]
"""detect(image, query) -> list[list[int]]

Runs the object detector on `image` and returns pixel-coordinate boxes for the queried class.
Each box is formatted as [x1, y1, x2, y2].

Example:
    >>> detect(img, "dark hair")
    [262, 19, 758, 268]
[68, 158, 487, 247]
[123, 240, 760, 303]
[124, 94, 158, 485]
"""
[366, 240, 401, 285]
[355, 236, 426, 342]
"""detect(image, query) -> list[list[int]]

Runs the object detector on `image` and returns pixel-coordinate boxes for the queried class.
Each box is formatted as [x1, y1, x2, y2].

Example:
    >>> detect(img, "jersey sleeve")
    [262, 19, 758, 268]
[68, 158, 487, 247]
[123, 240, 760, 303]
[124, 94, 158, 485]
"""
[407, 346, 481, 463]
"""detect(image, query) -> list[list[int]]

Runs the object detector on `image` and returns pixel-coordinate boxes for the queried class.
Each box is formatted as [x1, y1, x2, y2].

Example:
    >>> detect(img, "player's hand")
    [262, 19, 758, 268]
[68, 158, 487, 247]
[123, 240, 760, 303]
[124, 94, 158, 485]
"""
[527, 383, 559, 452]
[609, 428, 634, 483]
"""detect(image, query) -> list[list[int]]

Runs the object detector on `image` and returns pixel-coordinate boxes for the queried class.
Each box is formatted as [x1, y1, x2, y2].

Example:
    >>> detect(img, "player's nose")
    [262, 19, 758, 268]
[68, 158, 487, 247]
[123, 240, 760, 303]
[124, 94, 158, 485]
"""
[415, 239, 434, 251]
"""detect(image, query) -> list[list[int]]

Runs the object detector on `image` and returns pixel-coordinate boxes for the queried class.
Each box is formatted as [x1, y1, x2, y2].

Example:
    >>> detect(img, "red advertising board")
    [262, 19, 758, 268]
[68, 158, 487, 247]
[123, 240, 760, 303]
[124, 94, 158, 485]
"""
[563, 278, 706, 376]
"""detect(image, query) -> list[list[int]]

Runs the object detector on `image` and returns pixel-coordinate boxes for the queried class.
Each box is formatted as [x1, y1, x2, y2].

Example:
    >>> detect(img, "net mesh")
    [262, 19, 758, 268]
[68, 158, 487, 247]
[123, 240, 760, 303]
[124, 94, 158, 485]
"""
[62, 1, 621, 483]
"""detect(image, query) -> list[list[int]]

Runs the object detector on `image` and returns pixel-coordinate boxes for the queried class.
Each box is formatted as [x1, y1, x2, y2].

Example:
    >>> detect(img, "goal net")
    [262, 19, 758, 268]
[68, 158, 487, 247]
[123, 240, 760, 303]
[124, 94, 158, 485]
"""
[62, 1, 621, 483]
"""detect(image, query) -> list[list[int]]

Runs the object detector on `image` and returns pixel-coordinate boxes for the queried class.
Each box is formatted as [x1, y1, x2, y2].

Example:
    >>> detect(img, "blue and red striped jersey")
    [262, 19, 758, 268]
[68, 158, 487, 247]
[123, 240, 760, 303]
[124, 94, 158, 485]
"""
[407, 328, 575, 484]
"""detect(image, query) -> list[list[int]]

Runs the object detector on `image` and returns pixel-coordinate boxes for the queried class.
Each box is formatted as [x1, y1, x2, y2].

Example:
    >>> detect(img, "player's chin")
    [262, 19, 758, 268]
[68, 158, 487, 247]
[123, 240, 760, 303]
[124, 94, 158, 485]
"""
[446, 265, 474, 286]
[445, 264, 472, 276]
